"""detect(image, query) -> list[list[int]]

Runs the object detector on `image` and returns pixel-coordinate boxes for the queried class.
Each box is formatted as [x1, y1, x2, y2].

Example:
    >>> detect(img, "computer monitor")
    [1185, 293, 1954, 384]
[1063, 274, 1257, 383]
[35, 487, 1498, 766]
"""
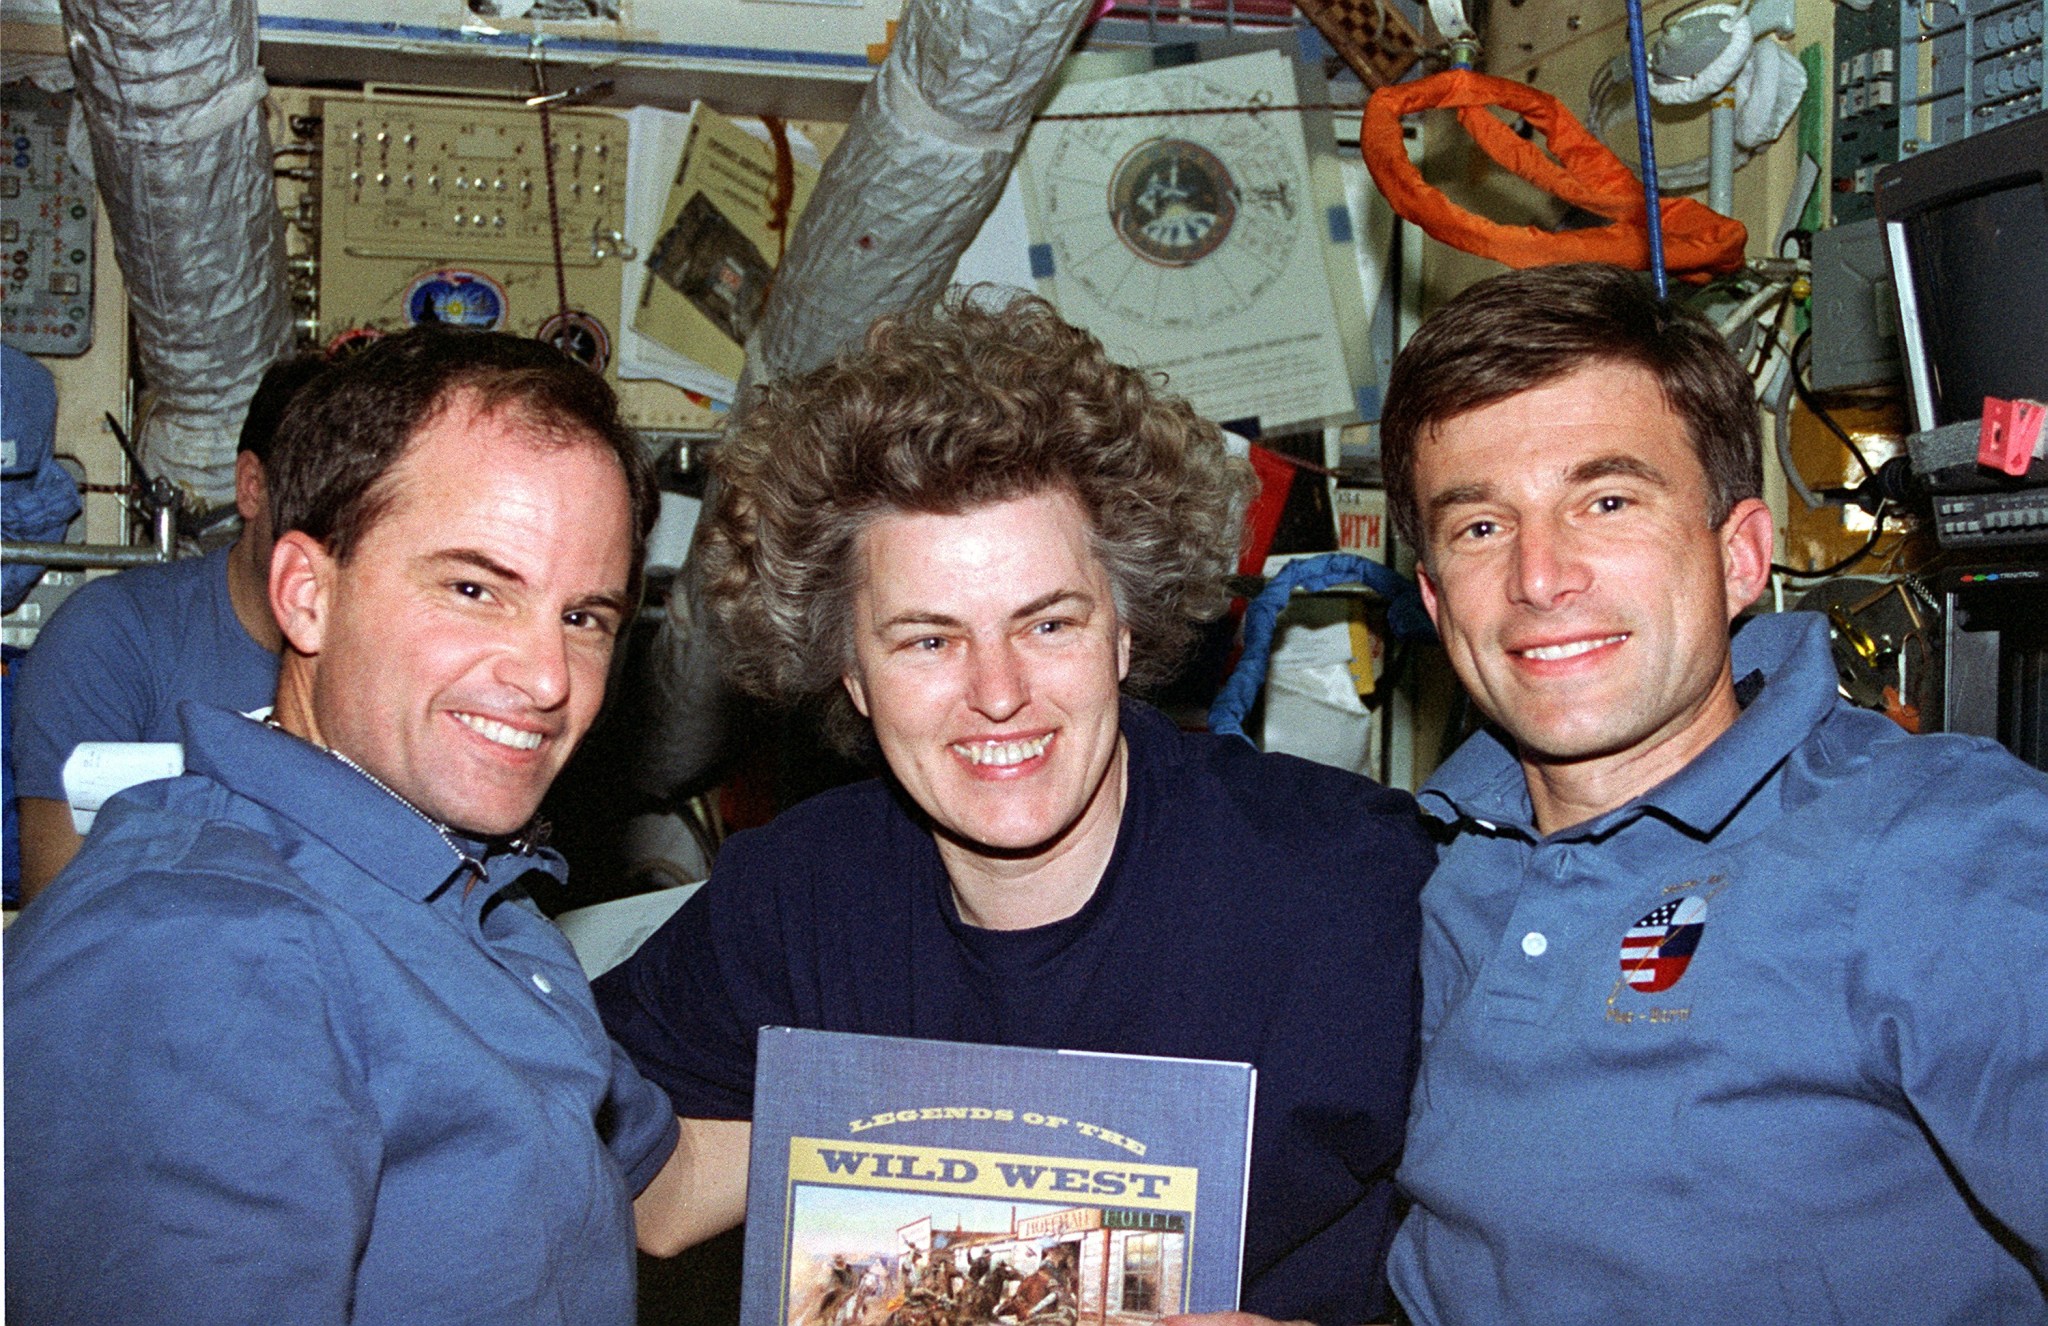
[1875, 114, 2048, 435]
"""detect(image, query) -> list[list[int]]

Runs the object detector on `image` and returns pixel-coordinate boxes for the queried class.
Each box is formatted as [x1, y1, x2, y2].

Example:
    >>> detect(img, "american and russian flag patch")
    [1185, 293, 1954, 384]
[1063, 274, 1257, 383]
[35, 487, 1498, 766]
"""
[1619, 896, 1708, 994]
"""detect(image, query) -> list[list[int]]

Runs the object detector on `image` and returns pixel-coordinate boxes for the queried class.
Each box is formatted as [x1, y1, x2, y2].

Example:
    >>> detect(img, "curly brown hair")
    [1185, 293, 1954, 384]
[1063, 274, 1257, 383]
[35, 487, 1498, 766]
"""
[699, 288, 1253, 748]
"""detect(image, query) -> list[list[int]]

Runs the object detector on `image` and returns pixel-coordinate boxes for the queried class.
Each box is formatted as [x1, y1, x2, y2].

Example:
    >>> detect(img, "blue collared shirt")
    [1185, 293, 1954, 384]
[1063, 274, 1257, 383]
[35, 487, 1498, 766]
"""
[1388, 611, 2048, 1323]
[5, 703, 678, 1325]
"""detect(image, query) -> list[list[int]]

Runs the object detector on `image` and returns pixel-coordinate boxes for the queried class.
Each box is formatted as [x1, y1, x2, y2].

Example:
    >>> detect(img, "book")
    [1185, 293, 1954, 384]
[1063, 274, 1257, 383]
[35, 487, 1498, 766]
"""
[631, 102, 819, 390]
[742, 1028, 1256, 1326]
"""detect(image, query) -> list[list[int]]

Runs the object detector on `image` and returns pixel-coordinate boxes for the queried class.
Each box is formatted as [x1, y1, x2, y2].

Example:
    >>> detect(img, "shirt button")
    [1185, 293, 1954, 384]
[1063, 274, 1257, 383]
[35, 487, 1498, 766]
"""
[1521, 931, 1549, 957]
[531, 972, 553, 995]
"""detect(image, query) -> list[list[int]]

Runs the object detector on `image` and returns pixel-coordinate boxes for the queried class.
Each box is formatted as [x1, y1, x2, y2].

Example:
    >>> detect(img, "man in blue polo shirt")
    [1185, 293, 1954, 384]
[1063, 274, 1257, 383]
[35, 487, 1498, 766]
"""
[1367, 263, 2048, 1321]
[9, 355, 323, 901]
[5, 329, 677, 1323]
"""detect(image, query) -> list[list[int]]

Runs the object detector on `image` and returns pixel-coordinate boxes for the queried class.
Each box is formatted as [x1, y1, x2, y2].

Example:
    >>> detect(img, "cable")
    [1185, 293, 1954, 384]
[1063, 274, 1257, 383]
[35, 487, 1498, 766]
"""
[1760, 287, 1802, 393]
[101, 411, 151, 483]
[1623, 0, 1671, 299]
[528, 50, 572, 330]
[1742, 280, 1834, 510]
[1772, 505, 1888, 579]
[1739, 282, 1795, 382]
[1772, 339, 1825, 509]
[1714, 277, 1790, 340]
[1768, 321, 1900, 574]
[1789, 328, 1876, 481]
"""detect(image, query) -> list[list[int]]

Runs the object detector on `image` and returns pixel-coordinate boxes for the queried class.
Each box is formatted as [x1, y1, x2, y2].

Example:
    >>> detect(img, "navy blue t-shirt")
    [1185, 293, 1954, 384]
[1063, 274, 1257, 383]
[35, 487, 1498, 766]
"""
[598, 701, 1434, 1323]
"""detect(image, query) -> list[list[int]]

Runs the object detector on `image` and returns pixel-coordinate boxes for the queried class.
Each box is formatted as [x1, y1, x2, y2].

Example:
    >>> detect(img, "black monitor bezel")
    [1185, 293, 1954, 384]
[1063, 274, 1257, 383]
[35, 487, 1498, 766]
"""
[1874, 115, 2048, 433]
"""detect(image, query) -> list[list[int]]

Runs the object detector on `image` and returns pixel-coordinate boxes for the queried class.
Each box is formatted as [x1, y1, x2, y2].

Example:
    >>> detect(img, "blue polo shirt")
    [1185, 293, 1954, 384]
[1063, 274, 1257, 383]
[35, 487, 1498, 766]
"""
[9, 544, 279, 801]
[4, 703, 678, 1325]
[1389, 611, 2048, 1323]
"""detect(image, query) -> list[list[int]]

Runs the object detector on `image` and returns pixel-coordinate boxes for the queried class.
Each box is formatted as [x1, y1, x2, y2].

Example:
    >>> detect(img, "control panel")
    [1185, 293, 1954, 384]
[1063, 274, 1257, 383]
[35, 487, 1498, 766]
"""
[1830, 0, 1903, 224]
[0, 82, 95, 356]
[1898, 0, 2046, 153]
[313, 94, 630, 375]
[1933, 489, 2048, 547]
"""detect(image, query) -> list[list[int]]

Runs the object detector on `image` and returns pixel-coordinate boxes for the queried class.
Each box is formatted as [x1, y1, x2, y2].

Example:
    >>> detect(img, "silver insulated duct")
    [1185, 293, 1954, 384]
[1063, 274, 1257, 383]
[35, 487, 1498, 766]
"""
[61, 0, 291, 505]
[740, 0, 1101, 388]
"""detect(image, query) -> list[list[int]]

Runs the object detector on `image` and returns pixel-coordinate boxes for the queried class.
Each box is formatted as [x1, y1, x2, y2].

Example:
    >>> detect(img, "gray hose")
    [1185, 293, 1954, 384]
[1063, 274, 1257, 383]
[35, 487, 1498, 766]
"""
[60, 0, 292, 503]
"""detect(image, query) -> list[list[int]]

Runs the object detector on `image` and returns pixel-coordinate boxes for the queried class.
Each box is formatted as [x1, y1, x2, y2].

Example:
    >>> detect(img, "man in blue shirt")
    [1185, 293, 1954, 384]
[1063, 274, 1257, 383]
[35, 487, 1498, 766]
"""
[6, 329, 678, 1323]
[9, 356, 323, 901]
[1364, 264, 2048, 1321]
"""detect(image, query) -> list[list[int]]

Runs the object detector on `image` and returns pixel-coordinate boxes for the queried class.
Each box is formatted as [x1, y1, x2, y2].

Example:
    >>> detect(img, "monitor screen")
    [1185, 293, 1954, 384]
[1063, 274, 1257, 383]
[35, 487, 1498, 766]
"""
[1904, 177, 2048, 427]
[1877, 115, 2048, 434]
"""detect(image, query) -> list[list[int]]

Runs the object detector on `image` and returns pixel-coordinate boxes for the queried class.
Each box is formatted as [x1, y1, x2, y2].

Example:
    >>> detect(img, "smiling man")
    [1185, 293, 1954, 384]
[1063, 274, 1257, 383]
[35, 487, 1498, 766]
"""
[4, 329, 676, 1324]
[1373, 263, 2048, 1322]
[600, 290, 1435, 1324]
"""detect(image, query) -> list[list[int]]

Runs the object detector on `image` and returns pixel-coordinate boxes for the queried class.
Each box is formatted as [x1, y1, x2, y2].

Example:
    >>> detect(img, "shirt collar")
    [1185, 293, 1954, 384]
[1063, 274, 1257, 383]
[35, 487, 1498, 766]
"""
[175, 701, 565, 901]
[1416, 726, 1530, 831]
[1419, 611, 1839, 841]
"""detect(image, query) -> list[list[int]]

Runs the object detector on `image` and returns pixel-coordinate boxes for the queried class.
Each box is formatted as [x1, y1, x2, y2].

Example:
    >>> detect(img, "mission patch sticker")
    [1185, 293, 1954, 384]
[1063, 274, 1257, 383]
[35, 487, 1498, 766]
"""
[1619, 896, 1707, 994]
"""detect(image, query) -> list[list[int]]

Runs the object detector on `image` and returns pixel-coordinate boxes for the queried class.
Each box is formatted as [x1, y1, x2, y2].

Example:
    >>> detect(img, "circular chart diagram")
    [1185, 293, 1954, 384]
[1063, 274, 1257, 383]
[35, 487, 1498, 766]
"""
[1031, 73, 1302, 330]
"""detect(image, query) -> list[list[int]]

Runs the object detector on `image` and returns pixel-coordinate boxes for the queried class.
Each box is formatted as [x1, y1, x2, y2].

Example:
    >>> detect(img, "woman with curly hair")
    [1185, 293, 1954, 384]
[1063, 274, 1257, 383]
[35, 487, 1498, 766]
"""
[601, 290, 1433, 1325]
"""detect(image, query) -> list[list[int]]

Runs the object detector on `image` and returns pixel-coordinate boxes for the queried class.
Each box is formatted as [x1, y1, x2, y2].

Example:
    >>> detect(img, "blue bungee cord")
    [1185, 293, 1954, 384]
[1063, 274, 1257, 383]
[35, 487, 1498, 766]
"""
[1623, 0, 1671, 300]
[1208, 553, 1437, 744]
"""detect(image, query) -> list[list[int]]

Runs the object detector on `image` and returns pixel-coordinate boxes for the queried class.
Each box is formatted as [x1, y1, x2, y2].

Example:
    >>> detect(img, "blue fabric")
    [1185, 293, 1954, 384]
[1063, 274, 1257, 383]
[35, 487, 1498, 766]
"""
[1209, 553, 1433, 742]
[9, 544, 278, 800]
[4, 702, 679, 1325]
[1388, 610, 2048, 1324]
[2, 644, 22, 903]
[597, 700, 1435, 1325]
[1, 345, 81, 612]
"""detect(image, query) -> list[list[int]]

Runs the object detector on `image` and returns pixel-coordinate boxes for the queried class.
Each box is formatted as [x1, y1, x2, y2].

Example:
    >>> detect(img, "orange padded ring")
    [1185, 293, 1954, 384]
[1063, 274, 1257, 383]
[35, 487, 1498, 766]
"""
[1360, 69, 1747, 280]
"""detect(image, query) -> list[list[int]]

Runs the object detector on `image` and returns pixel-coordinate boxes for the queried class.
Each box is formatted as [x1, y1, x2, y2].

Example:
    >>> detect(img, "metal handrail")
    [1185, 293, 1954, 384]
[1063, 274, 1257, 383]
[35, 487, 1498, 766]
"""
[3, 474, 182, 571]
[0, 541, 171, 571]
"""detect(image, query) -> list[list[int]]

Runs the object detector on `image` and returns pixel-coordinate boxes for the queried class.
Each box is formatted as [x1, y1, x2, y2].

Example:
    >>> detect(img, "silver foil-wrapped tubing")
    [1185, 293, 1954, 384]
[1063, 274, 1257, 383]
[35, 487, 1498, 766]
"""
[61, 0, 291, 505]
[636, 0, 1100, 799]
[739, 0, 1101, 390]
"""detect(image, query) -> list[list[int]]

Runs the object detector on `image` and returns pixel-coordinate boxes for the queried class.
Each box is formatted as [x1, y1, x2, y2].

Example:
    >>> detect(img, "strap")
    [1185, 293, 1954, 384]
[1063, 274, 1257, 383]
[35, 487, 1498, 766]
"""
[1208, 554, 1434, 743]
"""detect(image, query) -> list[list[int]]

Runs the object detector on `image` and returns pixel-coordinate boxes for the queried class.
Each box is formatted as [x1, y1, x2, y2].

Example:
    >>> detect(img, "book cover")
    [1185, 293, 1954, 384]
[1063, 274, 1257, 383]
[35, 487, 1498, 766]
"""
[633, 103, 818, 384]
[742, 1028, 1256, 1326]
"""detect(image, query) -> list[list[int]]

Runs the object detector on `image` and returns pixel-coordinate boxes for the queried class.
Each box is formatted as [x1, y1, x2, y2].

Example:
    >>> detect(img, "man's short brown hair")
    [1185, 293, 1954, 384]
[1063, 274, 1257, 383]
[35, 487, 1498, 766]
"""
[1379, 262, 1760, 556]
[268, 326, 659, 597]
